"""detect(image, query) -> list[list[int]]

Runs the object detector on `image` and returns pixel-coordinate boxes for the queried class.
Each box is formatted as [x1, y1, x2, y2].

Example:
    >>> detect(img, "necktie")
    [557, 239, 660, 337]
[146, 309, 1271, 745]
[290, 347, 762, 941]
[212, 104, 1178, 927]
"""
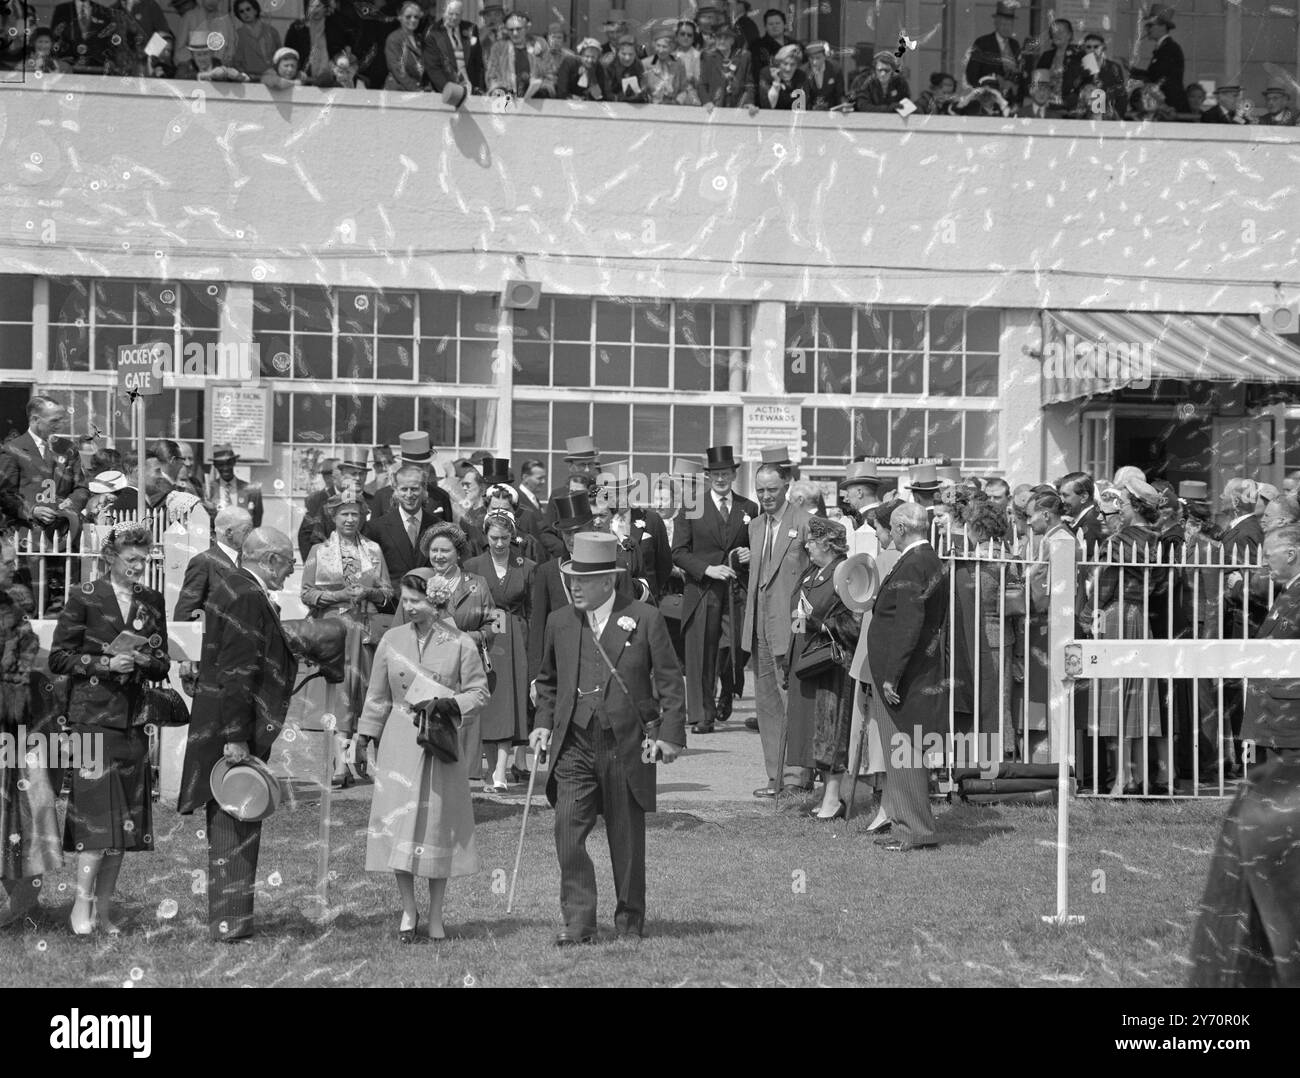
[589, 611, 601, 638]
[719, 494, 730, 518]
[405, 513, 418, 549]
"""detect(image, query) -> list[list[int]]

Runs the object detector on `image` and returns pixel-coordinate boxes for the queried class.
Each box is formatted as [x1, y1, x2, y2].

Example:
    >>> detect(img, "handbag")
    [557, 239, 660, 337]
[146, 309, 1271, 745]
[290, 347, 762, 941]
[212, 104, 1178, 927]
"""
[135, 684, 191, 729]
[792, 632, 845, 679]
[414, 697, 461, 764]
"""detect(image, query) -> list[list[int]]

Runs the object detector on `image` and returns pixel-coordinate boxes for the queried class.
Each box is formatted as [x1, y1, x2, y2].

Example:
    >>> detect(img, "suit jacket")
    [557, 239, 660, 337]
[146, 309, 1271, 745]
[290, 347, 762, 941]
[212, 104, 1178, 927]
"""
[805, 61, 845, 110]
[421, 18, 485, 93]
[672, 490, 759, 628]
[534, 595, 686, 812]
[49, 577, 170, 729]
[965, 31, 1022, 97]
[1034, 45, 1086, 108]
[486, 38, 557, 97]
[699, 48, 754, 108]
[556, 55, 610, 100]
[1132, 36, 1187, 113]
[364, 505, 439, 610]
[759, 67, 811, 109]
[51, 0, 119, 66]
[205, 474, 263, 527]
[741, 501, 812, 660]
[0, 431, 90, 525]
[1244, 581, 1300, 748]
[178, 568, 298, 814]
[1221, 514, 1267, 638]
[516, 484, 544, 515]
[173, 543, 239, 624]
[370, 480, 453, 523]
[1069, 503, 1108, 553]
[867, 541, 948, 739]
[614, 509, 672, 601]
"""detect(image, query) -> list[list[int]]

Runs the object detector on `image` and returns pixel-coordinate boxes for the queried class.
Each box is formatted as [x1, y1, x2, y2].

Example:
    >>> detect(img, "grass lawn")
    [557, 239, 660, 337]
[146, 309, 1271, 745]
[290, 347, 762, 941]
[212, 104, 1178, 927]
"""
[0, 790, 1224, 987]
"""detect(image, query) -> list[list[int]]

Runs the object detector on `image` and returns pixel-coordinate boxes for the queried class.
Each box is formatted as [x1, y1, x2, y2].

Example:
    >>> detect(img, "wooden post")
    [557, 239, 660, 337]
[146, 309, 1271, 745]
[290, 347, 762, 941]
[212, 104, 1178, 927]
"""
[136, 394, 147, 519]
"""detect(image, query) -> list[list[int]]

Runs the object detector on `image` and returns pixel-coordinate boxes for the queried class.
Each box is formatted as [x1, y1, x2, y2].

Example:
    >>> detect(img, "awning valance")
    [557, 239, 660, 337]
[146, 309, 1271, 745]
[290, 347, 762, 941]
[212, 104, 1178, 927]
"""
[1041, 311, 1300, 405]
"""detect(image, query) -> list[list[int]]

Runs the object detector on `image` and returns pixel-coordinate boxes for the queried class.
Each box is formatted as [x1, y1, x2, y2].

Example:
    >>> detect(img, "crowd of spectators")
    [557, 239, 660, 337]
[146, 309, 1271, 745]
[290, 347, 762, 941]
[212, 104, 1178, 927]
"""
[3, 0, 1296, 124]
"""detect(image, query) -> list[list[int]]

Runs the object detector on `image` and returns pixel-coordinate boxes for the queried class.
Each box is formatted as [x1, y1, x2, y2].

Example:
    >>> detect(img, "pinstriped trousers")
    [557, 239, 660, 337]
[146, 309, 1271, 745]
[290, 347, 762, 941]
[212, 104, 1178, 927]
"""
[552, 719, 645, 934]
[875, 701, 938, 847]
[205, 800, 262, 941]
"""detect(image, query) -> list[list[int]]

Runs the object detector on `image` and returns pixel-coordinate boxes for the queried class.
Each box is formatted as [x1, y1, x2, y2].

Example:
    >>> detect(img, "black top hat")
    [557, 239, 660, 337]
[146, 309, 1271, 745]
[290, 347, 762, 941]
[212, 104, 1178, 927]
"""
[479, 456, 513, 485]
[704, 445, 738, 471]
[552, 491, 595, 531]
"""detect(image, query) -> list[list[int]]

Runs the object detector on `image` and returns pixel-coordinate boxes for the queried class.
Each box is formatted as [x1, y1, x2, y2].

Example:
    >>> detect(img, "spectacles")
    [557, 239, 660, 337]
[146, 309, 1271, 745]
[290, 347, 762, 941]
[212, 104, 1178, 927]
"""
[1084, 42, 1102, 49]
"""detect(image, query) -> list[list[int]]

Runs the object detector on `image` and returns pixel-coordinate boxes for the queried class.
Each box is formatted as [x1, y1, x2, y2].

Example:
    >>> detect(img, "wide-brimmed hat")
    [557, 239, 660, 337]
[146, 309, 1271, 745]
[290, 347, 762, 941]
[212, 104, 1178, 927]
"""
[562, 435, 601, 463]
[442, 82, 468, 108]
[89, 470, 131, 495]
[560, 532, 621, 577]
[994, 0, 1018, 17]
[805, 41, 827, 58]
[704, 445, 738, 471]
[552, 491, 595, 531]
[1258, 482, 1280, 505]
[936, 465, 963, 484]
[210, 756, 281, 823]
[833, 553, 879, 613]
[210, 443, 238, 464]
[906, 463, 942, 491]
[1143, 5, 1175, 28]
[1178, 480, 1210, 502]
[478, 456, 513, 485]
[1120, 476, 1160, 508]
[839, 461, 880, 490]
[1264, 85, 1292, 99]
[326, 492, 368, 517]
[1216, 84, 1241, 95]
[399, 430, 432, 463]
[598, 460, 637, 507]
[335, 456, 368, 477]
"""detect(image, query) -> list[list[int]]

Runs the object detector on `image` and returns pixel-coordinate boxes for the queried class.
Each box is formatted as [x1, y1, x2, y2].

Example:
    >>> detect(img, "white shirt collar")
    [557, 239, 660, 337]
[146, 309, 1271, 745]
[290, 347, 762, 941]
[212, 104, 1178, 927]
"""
[216, 540, 239, 564]
[588, 591, 618, 637]
[713, 489, 732, 511]
[30, 431, 45, 454]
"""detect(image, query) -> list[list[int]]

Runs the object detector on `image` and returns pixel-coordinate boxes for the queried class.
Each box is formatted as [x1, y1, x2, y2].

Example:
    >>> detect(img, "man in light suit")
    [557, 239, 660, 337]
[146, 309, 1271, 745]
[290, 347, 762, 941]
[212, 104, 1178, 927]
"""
[740, 462, 811, 796]
[206, 443, 263, 528]
[177, 527, 298, 942]
[363, 464, 439, 613]
[173, 507, 253, 624]
[530, 532, 686, 944]
[868, 503, 947, 851]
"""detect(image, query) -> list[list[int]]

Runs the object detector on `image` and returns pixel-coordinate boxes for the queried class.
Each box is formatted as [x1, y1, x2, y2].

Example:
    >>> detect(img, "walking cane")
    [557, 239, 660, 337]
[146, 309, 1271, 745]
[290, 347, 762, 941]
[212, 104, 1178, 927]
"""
[507, 745, 546, 914]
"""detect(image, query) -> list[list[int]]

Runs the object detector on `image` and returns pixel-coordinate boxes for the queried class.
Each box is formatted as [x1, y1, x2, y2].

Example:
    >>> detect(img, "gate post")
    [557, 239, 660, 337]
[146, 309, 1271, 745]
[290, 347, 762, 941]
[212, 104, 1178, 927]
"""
[1046, 533, 1078, 764]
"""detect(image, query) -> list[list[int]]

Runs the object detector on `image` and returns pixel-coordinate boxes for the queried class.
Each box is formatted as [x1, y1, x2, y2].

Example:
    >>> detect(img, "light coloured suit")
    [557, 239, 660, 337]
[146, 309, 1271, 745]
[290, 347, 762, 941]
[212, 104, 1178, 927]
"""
[741, 498, 812, 787]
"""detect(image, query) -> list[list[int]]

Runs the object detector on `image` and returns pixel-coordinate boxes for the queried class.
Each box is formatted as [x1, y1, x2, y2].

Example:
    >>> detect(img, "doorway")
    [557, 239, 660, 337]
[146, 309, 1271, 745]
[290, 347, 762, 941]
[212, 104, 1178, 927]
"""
[0, 385, 31, 444]
[1113, 413, 1210, 488]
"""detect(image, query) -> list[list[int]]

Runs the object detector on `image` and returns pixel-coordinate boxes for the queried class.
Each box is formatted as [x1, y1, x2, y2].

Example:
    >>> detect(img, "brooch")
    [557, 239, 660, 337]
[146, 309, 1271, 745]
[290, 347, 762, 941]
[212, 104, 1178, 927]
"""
[633, 518, 647, 529]
[742, 514, 751, 525]
[788, 529, 798, 538]
[617, 616, 636, 632]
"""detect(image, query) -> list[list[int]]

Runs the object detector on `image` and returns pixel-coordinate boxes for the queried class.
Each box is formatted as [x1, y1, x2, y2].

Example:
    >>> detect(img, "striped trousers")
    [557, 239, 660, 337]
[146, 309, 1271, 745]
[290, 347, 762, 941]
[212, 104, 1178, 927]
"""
[875, 698, 938, 847]
[205, 800, 263, 941]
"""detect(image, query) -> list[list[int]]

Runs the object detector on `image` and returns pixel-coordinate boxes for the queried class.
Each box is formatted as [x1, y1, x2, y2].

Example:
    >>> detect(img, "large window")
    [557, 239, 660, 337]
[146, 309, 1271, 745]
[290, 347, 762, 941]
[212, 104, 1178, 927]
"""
[0, 275, 34, 370]
[272, 391, 497, 452]
[512, 298, 748, 392]
[512, 401, 739, 485]
[48, 279, 222, 373]
[802, 406, 999, 470]
[252, 286, 499, 384]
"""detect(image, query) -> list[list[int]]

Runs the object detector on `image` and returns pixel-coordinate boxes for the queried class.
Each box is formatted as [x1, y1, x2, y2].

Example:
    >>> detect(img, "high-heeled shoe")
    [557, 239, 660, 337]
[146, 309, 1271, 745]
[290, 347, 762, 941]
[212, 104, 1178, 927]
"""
[70, 898, 97, 937]
[813, 800, 847, 821]
[863, 813, 892, 835]
[331, 771, 354, 791]
[398, 912, 426, 944]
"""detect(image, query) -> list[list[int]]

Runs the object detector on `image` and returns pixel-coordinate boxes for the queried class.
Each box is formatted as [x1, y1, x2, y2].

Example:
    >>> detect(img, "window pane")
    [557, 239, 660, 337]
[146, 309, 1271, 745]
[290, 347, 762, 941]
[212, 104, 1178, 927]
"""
[675, 345, 712, 392]
[816, 306, 853, 350]
[891, 310, 924, 351]
[96, 327, 135, 372]
[929, 353, 963, 397]
[929, 307, 964, 351]
[675, 303, 713, 347]
[420, 337, 455, 383]
[716, 304, 749, 348]
[512, 302, 550, 341]
[633, 404, 671, 453]
[890, 351, 923, 395]
[852, 408, 888, 458]
[964, 411, 999, 462]
[376, 291, 414, 336]
[180, 282, 222, 330]
[929, 410, 962, 460]
[857, 308, 889, 351]
[253, 284, 292, 331]
[376, 338, 415, 380]
[52, 324, 89, 371]
[0, 275, 33, 322]
[892, 408, 925, 457]
[594, 344, 630, 387]
[815, 407, 850, 461]
[339, 335, 375, 380]
[178, 389, 204, 441]
[459, 398, 497, 448]
[552, 402, 588, 449]
[95, 281, 134, 325]
[256, 334, 290, 378]
[855, 352, 888, 394]
[376, 395, 415, 445]
[513, 340, 550, 386]
[273, 392, 291, 442]
[460, 339, 496, 385]
[553, 297, 591, 342]
[339, 290, 376, 335]
[816, 351, 852, 394]
[294, 394, 334, 443]
[461, 294, 497, 337]
[966, 309, 1000, 353]
[513, 401, 550, 454]
[593, 403, 629, 455]
[420, 399, 457, 445]
[786, 307, 814, 349]
[294, 335, 333, 380]
[966, 354, 999, 397]
[634, 346, 669, 388]
[595, 300, 632, 341]
[50, 279, 89, 325]
[135, 282, 176, 327]
[673, 405, 709, 455]
[635, 303, 670, 345]
[713, 350, 740, 393]
[294, 287, 333, 334]
[0, 324, 31, 368]
[555, 341, 591, 386]
[786, 345, 814, 393]
[712, 406, 737, 448]
[419, 293, 456, 338]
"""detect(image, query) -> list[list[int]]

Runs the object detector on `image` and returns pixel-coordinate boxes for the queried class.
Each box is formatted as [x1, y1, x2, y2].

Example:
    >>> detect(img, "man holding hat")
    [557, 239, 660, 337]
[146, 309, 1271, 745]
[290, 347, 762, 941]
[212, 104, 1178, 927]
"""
[530, 531, 686, 944]
[1259, 85, 1298, 126]
[542, 436, 603, 528]
[1131, 6, 1187, 112]
[369, 432, 454, 523]
[178, 527, 299, 942]
[672, 445, 758, 734]
[206, 443, 263, 528]
[964, 1, 1023, 103]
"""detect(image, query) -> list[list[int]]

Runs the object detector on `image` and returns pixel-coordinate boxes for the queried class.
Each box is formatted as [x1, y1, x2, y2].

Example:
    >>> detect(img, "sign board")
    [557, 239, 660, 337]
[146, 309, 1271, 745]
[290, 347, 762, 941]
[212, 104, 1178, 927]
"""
[861, 456, 946, 468]
[743, 402, 803, 463]
[206, 384, 272, 464]
[116, 342, 166, 396]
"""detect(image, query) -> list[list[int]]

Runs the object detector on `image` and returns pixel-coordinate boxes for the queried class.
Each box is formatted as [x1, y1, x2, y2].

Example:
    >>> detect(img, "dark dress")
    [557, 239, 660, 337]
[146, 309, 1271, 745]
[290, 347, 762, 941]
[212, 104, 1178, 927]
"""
[786, 558, 861, 774]
[49, 577, 169, 853]
[463, 552, 534, 745]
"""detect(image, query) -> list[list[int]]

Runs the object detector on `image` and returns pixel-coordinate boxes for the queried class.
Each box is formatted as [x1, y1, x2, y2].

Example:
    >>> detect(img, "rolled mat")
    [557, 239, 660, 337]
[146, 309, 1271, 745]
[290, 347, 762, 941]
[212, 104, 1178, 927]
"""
[950, 762, 1072, 782]
[963, 789, 1058, 805]
[959, 778, 1059, 794]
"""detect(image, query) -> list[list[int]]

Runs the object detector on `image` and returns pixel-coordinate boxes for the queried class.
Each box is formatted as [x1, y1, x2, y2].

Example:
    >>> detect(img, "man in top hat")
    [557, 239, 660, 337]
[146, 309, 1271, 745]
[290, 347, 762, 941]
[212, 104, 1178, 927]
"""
[1259, 85, 1298, 126]
[1202, 83, 1249, 124]
[905, 463, 943, 517]
[178, 527, 298, 942]
[370, 432, 455, 524]
[542, 436, 603, 528]
[740, 460, 813, 793]
[1131, 6, 1187, 112]
[363, 463, 443, 613]
[530, 532, 686, 944]
[596, 461, 672, 602]
[206, 443, 263, 528]
[478, 1, 506, 46]
[529, 492, 635, 686]
[965, 1, 1023, 102]
[423, 0, 487, 96]
[672, 445, 759, 733]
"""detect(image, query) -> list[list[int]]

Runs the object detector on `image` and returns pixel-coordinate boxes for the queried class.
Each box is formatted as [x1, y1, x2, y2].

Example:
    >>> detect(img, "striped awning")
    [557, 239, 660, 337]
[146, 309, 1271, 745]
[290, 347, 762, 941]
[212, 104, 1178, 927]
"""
[1041, 310, 1300, 405]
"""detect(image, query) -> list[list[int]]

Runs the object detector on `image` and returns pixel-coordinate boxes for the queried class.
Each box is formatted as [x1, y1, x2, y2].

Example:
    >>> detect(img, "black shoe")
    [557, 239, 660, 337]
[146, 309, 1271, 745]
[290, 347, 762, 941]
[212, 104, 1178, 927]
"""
[398, 913, 426, 944]
[509, 765, 532, 783]
[691, 722, 716, 735]
[880, 838, 938, 852]
[744, 717, 759, 731]
[615, 916, 644, 940]
[554, 926, 596, 947]
[331, 772, 353, 791]
[753, 785, 777, 799]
